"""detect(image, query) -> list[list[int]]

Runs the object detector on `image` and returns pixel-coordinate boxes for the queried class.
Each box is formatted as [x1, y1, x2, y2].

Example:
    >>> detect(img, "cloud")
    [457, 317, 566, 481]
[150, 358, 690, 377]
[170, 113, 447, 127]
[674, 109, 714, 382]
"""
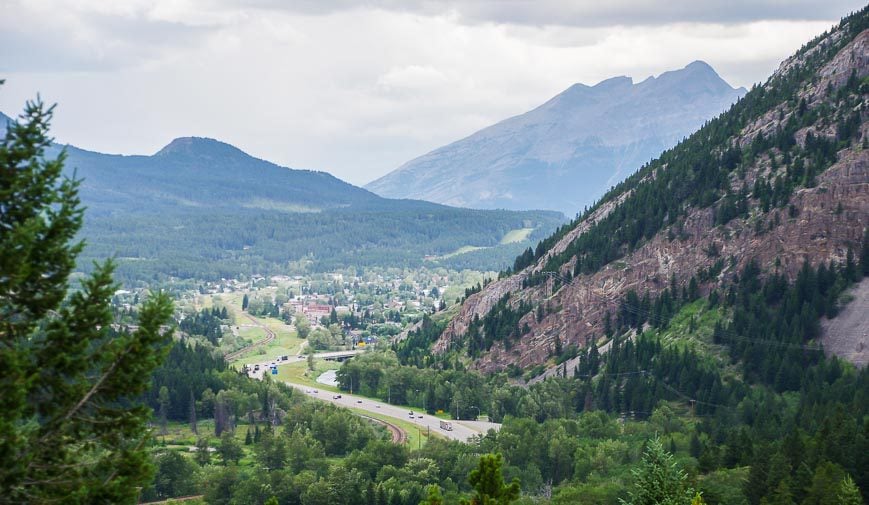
[0, 1, 862, 186]
[0, 0, 212, 72]
[207, 0, 865, 27]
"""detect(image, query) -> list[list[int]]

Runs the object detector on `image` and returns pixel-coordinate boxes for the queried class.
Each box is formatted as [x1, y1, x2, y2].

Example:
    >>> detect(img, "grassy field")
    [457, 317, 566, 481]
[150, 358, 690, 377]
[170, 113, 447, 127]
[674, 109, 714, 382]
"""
[156, 419, 257, 467]
[499, 227, 534, 244]
[436, 245, 487, 260]
[205, 291, 306, 364]
[276, 359, 341, 392]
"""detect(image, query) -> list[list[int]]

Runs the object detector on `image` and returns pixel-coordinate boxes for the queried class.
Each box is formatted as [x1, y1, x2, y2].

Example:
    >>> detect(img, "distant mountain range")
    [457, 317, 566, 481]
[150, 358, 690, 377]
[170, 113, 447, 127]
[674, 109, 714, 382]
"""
[366, 61, 746, 215]
[56, 136, 382, 216]
[0, 114, 563, 281]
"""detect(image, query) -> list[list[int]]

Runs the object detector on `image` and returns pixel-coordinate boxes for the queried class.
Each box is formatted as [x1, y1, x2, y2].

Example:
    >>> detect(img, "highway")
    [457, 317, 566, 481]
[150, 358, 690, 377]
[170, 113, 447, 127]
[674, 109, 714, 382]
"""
[246, 356, 501, 443]
[236, 313, 499, 443]
[284, 382, 501, 443]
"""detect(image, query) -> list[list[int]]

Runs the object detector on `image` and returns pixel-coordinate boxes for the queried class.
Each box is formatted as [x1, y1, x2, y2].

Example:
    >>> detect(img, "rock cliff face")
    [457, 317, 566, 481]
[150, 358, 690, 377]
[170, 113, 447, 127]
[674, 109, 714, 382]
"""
[434, 25, 869, 373]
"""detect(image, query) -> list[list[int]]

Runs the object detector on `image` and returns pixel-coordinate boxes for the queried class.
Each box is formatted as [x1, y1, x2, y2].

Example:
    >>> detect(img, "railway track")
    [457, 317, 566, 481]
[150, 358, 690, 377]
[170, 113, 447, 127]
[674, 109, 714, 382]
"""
[356, 414, 408, 444]
[225, 313, 277, 362]
[140, 494, 204, 504]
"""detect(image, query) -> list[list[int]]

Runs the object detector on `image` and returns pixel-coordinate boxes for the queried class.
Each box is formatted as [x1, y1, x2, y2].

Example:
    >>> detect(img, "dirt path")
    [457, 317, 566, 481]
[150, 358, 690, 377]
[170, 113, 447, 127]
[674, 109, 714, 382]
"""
[225, 313, 277, 362]
[821, 277, 869, 368]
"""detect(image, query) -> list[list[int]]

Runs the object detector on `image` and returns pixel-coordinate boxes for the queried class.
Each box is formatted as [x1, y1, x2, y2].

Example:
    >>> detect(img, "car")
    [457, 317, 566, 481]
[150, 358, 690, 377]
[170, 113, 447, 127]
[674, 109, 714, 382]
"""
[417, 415, 423, 419]
[357, 400, 363, 403]
[375, 405, 381, 408]
[332, 394, 342, 399]
[312, 389, 319, 393]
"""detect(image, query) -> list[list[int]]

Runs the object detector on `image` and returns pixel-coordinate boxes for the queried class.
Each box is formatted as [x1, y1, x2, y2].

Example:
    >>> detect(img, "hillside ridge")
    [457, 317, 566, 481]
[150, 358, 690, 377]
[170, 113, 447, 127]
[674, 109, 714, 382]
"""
[433, 16, 869, 372]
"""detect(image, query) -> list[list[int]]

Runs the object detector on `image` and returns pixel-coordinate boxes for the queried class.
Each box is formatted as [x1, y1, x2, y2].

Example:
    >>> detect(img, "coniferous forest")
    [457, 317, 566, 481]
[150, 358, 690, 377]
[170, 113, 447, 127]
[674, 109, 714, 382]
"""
[1, 4, 868, 505]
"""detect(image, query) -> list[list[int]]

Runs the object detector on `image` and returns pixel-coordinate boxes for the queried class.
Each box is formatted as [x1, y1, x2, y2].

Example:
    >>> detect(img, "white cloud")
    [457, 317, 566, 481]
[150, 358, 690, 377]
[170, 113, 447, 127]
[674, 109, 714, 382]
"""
[0, 1, 863, 185]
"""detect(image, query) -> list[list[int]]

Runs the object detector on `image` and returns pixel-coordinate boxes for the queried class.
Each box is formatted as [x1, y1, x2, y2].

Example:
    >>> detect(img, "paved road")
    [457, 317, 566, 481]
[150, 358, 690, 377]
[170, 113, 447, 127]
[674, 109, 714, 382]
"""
[245, 356, 501, 442]
[284, 382, 501, 443]
[237, 315, 501, 443]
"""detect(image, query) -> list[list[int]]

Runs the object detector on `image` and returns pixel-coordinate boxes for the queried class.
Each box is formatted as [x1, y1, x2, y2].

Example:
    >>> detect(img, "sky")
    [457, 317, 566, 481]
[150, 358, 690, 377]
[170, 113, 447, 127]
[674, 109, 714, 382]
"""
[0, 1, 864, 185]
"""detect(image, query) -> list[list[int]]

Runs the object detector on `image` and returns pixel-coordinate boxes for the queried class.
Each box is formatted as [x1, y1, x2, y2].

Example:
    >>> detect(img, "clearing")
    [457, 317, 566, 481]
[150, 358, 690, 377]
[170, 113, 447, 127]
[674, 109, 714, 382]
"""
[821, 277, 869, 368]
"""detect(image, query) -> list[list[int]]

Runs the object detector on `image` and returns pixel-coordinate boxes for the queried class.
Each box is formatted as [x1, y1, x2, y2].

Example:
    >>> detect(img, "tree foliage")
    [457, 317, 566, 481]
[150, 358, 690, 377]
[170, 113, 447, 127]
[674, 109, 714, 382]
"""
[0, 96, 173, 502]
[460, 453, 521, 505]
[620, 438, 696, 505]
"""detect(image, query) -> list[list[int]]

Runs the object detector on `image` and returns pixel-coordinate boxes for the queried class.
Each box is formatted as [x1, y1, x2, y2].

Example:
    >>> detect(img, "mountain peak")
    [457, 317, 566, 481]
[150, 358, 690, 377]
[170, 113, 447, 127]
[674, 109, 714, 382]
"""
[155, 136, 249, 159]
[367, 61, 746, 214]
[685, 59, 715, 72]
[592, 75, 633, 91]
[645, 59, 740, 95]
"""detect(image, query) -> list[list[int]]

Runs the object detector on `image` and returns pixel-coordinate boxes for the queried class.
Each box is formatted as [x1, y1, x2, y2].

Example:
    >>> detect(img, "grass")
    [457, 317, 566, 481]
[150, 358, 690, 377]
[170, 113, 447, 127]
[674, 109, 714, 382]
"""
[232, 317, 304, 363]
[499, 227, 534, 245]
[156, 419, 258, 467]
[276, 359, 341, 392]
[349, 408, 437, 449]
[205, 291, 306, 364]
[647, 299, 741, 378]
[434, 245, 487, 260]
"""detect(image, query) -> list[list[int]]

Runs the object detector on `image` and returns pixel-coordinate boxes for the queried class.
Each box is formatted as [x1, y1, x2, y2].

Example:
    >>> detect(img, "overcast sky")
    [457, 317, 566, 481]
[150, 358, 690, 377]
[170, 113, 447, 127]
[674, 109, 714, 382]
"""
[1, 1, 864, 185]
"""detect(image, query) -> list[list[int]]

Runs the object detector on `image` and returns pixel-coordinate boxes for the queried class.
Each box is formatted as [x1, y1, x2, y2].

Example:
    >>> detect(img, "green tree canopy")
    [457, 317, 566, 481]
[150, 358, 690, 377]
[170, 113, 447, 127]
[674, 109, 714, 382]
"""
[0, 95, 173, 502]
[460, 453, 521, 505]
[620, 438, 696, 505]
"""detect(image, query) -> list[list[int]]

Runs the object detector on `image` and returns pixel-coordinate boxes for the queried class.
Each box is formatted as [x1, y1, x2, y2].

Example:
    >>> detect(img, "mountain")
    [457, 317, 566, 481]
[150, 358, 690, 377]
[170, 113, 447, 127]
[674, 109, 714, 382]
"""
[0, 125, 564, 281]
[429, 8, 869, 374]
[59, 136, 380, 216]
[366, 61, 746, 215]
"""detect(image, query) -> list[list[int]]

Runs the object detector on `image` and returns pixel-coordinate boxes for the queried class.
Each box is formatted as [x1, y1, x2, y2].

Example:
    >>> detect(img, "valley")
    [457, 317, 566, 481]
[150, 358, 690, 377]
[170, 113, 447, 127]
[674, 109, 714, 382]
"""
[3, 4, 869, 505]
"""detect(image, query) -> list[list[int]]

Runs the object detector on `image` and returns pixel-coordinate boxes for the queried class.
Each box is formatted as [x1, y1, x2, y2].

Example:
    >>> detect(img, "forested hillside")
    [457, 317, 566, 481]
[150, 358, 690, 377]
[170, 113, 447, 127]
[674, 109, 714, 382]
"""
[436, 6, 869, 373]
[0, 124, 564, 281]
[369, 7, 869, 502]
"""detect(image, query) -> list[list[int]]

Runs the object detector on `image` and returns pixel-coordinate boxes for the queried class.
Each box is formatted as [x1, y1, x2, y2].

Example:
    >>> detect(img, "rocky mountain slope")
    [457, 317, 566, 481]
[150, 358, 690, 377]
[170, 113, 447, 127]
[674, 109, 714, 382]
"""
[433, 10, 869, 373]
[367, 61, 745, 215]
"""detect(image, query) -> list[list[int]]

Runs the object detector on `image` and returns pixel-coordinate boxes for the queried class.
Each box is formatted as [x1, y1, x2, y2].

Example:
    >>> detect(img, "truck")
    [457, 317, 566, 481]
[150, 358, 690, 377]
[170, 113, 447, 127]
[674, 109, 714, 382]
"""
[439, 420, 453, 431]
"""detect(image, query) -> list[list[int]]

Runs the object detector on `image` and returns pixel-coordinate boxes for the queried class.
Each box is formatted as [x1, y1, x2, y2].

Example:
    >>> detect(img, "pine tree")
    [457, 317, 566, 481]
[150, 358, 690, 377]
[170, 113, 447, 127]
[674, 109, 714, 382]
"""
[460, 453, 520, 505]
[158, 385, 170, 435]
[217, 431, 243, 466]
[620, 438, 695, 505]
[195, 437, 211, 466]
[0, 96, 174, 502]
[422, 485, 444, 505]
[189, 388, 198, 435]
[242, 293, 249, 311]
[837, 475, 864, 505]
